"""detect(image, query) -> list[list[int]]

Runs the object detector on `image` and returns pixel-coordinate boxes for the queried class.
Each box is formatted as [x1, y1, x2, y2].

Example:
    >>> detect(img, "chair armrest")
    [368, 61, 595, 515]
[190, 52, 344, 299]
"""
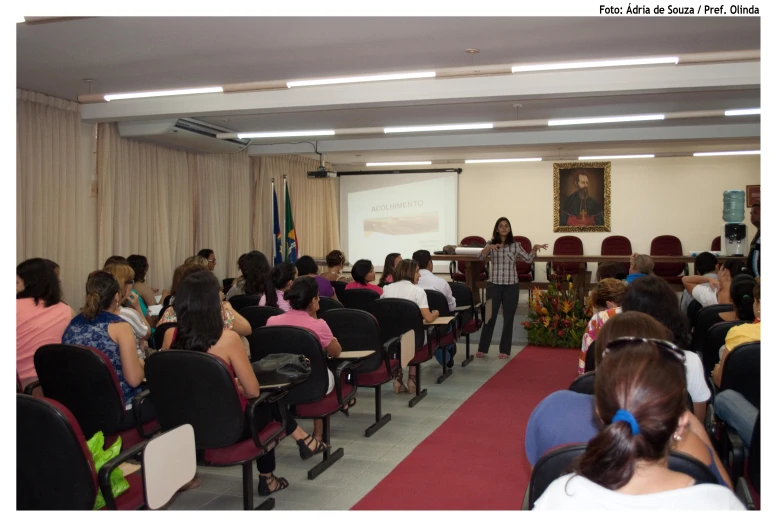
[449, 261, 456, 281]
[383, 336, 401, 373]
[98, 439, 148, 510]
[245, 392, 286, 450]
[23, 379, 41, 396]
[735, 477, 755, 510]
[333, 361, 357, 406]
[131, 389, 159, 439]
[725, 426, 746, 481]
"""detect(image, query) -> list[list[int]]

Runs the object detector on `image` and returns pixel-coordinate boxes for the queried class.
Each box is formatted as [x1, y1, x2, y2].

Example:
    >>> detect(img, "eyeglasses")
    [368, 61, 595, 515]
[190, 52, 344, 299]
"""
[208, 259, 216, 263]
[602, 337, 687, 365]
[127, 280, 135, 285]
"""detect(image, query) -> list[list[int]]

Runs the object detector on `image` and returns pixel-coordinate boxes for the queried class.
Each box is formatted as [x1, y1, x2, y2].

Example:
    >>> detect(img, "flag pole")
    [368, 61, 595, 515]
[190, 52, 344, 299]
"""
[282, 174, 287, 262]
[271, 177, 276, 262]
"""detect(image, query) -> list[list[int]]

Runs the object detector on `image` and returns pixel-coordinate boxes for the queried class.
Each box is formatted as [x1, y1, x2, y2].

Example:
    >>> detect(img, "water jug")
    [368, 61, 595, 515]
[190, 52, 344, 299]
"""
[722, 190, 745, 223]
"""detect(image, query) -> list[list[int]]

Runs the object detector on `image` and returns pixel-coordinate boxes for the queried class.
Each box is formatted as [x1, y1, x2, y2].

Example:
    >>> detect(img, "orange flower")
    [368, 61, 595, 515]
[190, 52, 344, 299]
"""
[541, 307, 549, 316]
[560, 300, 574, 314]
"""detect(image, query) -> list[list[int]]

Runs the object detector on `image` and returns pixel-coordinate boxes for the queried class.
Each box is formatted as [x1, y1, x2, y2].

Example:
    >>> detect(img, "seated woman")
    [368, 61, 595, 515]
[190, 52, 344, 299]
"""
[62, 271, 148, 427]
[259, 262, 296, 312]
[526, 312, 731, 489]
[378, 252, 402, 288]
[265, 277, 345, 441]
[127, 254, 158, 307]
[319, 250, 350, 282]
[345, 259, 383, 295]
[578, 278, 627, 375]
[158, 260, 207, 320]
[197, 248, 217, 273]
[104, 262, 151, 358]
[225, 253, 250, 300]
[682, 259, 751, 307]
[711, 276, 758, 388]
[533, 336, 742, 509]
[167, 270, 325, 496]
[295, 255, 336, 298]
[381, 259, 439, 393]
[16, 258, 75, 387]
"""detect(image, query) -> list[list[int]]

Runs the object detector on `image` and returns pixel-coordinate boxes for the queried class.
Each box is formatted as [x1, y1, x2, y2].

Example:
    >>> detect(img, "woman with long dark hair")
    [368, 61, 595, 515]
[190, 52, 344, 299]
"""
[127, 254, 158, 308]
[378, 252, 402, 288]
[478, 217, 547, 359]
[345, 259, 383, 294]
[167, 270, 326, 496]
[534, 338, 743, 509]
[259, 262, 297, 311]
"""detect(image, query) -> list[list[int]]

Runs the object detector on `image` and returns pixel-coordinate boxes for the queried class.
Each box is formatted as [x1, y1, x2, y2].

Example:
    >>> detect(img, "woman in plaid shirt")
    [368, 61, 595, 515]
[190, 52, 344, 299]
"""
[478, 217, 547, 358]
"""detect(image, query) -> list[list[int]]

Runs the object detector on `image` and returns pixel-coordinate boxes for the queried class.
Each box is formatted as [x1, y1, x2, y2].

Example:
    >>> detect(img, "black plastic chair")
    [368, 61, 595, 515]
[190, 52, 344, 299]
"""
[248, 326, 356, 480]
[223, 278, 235, 295]
[144, 350, 286, 510]
[424, 288, 458, 384]
[322, 308, 400, 437]
[338, 288, 380, 311]
[701, 320, 745, 379]
[584, 339, 597, 373]
[687, 299, 704, 327]
[449, 282, 484, 367]
[229, 294, 262, 313]
[734, 413, 760, 510]
[29, 344, 158, 450]
[239, 306, 284, 331]
[369, 298, 435, 408]
[522, 444, 720, 509]
[692, 304, 733, 352]
[317, 296, 343, 317]
[330, 280, 347, 299]
[568, 372, 595, 394]
[152, 322, 177, 350]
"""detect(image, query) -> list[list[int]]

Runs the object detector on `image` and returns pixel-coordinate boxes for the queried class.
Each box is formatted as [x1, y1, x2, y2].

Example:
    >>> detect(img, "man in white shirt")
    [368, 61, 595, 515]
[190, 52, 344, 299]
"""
[680, 252, 718, 312]
[412, 250, 456, 312]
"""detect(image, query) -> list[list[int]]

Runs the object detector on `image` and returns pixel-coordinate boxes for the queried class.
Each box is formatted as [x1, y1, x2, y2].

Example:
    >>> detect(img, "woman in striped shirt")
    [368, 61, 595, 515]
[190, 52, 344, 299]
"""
[478, 217, 547, 359]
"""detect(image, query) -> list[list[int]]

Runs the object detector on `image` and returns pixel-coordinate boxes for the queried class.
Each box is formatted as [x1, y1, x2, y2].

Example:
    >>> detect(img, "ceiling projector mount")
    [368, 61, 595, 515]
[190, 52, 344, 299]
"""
[307, 149, 337, 179]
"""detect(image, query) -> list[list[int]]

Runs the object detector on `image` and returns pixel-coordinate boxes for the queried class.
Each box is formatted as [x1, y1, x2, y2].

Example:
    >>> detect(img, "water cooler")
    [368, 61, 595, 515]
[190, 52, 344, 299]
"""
[722, 190, 747, 256]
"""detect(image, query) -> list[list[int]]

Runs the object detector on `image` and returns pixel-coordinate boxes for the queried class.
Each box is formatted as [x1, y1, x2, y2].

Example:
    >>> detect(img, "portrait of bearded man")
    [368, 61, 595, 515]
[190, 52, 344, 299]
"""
[559, 171, 604, 226]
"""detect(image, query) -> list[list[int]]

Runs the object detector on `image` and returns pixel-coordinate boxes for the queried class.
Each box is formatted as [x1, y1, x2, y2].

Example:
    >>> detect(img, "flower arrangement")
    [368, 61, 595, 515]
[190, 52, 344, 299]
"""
[522, 276, 593, 348]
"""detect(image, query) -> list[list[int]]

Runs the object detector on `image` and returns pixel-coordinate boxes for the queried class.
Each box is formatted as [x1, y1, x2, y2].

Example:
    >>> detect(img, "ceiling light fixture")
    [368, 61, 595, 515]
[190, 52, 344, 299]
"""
[512, 56, 679, 73]
[548, 114, 665, 126]
[287, 71, 436, 88]
[366, 161, 433, 166]
[103, 86, 223, 101]
[384, 122, 493, 134]
[693, 150, 760, 157]
[578, 154, 655, 160]
[465, 158, 542, 163]
[724, 108, 761, 116]
[237, 130, 336, 139]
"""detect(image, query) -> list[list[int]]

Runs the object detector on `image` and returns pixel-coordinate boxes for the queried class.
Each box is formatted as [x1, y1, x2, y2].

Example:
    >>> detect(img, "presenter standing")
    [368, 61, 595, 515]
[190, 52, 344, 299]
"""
[477, 217, 547, 359]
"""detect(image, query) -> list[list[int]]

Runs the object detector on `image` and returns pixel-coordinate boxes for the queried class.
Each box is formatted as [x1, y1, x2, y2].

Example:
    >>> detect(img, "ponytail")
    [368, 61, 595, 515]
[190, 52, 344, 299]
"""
[575, 413, 640, 490]
[81, 271, 120, 320]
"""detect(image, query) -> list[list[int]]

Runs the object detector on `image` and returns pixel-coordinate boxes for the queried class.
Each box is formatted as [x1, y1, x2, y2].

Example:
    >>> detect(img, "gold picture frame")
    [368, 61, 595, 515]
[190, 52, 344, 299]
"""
[553, 162, 611, 232]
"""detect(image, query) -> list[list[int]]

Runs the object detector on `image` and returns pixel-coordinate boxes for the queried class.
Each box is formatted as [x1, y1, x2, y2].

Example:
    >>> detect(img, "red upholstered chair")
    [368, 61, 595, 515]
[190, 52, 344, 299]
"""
[600, 235, 632, 272]
[546, 236, 585, 281]
[514, 236, 536, 282]
[650, 235, 688, 284]
[144, 350, 287, 509]
[449, 282, 485, 367]
[424, 289, 460, 383]
[248, 326, 355, 480]
[321, 308, 400, 437]
[30, 344, 158, 450]
[450, 235, 488, 282]
[17, 394, 159, 510]
[369, 298, 439, 408]
[711, 236, 722, 251]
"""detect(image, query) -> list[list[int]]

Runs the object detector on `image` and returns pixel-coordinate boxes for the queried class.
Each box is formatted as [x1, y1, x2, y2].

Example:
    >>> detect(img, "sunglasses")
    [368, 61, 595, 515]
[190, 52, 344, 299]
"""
[603, 337, 687, 365]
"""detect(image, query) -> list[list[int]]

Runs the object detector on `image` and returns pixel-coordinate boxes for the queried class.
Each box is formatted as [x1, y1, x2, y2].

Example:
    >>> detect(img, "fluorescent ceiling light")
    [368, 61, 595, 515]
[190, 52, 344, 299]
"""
[384, 123, 493, 134]
[465, 158, 542, 163]
[103, 86, 223, 101]
[693, 150, 760, 157]
[366, 161, 432, 166]
[287, 71, 436, 88]
[548, 114, 665, 126]
[512, 56, 678, 73]
[238, 130, 336, 139]
[725, 108, 761, 116]
[579, 154, 655, 160]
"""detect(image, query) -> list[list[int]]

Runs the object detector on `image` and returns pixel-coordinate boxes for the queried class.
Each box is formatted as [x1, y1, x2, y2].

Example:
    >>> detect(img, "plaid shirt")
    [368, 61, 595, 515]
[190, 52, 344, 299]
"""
[479, 241, 536, 285]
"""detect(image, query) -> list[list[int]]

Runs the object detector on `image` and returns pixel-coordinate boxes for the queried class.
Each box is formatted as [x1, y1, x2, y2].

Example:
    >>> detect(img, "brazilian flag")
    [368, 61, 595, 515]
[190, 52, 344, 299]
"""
[272, 182, 282, 265]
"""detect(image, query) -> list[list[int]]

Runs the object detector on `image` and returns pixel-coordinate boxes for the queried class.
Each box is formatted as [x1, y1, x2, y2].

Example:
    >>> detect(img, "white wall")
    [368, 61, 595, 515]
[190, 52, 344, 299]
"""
[454, 156, 760, 281]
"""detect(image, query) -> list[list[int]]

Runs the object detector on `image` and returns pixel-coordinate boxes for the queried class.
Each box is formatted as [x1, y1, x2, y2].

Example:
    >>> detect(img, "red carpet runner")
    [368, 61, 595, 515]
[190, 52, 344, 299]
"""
[352, 345, 579, 510]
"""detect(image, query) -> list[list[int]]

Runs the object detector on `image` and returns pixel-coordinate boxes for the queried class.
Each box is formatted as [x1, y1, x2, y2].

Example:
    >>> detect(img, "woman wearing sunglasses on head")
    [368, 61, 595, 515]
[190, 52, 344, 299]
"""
[533, 336, 743, 510]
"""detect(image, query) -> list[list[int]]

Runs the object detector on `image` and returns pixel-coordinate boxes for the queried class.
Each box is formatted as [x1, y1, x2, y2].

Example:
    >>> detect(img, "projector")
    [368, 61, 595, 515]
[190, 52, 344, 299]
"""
[307, 169, 338, 179]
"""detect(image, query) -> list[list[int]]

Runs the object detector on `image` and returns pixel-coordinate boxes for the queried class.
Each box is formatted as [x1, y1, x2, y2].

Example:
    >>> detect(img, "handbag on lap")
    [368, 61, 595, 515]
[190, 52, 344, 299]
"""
[253, 353, 312, 386]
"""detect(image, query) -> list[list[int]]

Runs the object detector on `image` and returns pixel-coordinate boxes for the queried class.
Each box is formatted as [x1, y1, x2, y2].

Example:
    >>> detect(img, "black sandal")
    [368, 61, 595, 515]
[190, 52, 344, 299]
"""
[297, 434, 328, 460]
[340, 398, 357, 417]
[258, 473, 289, 496]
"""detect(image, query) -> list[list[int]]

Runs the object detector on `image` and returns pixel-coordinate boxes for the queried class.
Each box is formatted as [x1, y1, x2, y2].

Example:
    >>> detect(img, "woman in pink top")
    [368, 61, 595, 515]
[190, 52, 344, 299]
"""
[345, 259, 383, 295]
[16, 258, 74, 385]
[265, 276, 347, 442]
[378, 253, 402, 288]
[259, 262, 296, 312]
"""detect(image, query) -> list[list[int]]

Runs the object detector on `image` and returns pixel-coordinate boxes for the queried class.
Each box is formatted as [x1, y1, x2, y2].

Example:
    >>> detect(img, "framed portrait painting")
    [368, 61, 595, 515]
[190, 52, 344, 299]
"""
[553, 162, 611, 232]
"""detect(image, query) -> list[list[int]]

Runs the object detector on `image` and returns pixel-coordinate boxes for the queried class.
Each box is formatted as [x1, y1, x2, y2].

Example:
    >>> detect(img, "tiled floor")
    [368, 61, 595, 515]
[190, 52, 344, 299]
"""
[162, 342, 525, 510]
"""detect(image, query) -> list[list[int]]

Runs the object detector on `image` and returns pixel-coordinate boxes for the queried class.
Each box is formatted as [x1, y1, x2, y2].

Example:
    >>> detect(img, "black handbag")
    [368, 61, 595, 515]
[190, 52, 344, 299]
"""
[253, 353, 312, 386]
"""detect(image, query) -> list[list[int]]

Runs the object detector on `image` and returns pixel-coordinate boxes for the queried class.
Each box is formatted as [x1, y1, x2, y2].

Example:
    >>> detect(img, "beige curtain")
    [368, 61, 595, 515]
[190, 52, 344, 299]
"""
[17, 89, 90, 306]
[254, 155, 340, 259]
[97, 123, 196, 291]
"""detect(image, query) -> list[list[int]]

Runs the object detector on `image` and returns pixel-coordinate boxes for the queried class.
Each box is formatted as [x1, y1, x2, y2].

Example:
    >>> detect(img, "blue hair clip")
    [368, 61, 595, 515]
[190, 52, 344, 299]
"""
[612, 409, 640, 435]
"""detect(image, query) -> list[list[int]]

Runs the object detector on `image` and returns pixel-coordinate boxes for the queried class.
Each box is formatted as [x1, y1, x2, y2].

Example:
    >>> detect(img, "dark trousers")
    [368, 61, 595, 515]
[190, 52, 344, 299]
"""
[240, 402, 298, 474]
[477, 282, 520, 355]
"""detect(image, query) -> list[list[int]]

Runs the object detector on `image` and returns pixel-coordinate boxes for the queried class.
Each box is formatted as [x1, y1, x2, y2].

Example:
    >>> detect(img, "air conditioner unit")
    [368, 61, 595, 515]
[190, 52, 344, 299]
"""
[117, 118, 250, 154]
